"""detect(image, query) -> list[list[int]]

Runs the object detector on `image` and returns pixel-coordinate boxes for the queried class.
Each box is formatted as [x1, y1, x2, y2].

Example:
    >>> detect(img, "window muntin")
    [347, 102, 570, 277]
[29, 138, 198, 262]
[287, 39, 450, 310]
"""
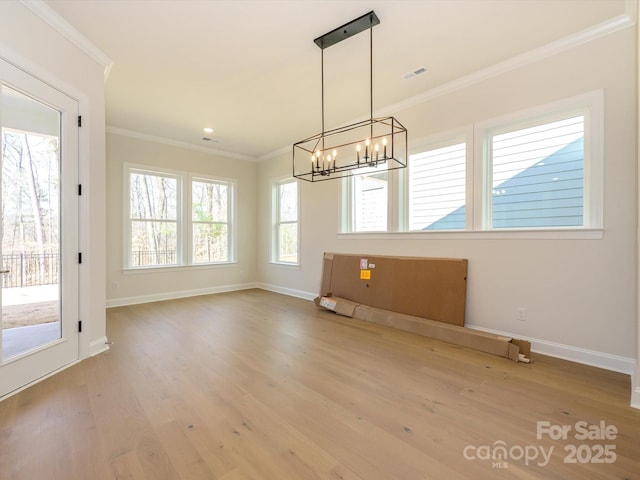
[274, 179, 298, 264]
[191, 179, 231, 263]
[409, 142, 466, 231]
[488, 115, 584, 229]
[128, 170, 179, 267]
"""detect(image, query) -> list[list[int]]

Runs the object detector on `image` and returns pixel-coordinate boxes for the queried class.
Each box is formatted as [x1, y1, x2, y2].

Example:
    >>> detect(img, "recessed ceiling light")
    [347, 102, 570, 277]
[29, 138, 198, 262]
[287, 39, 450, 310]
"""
[203, 127, 214, 134]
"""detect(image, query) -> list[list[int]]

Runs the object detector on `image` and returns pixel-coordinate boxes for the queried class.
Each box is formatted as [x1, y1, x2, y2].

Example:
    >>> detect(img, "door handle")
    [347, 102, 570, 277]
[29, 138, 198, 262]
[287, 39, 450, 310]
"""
[0, 269, 10, 274]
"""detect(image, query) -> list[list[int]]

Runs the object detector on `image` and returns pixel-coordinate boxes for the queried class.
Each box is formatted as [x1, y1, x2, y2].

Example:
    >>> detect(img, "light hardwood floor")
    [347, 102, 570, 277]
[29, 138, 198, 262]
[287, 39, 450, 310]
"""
[1, 289, 639, 479]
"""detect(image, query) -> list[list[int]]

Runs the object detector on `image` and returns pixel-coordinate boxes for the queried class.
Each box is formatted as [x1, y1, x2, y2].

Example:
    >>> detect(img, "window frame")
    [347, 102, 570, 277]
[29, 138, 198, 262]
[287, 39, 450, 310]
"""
[271, 177, 300, 265]
[123, 163, 236, 270]
[477, 92, 603, 232]
[124, 165, 183, 269]
[402, 128, 473, 232]
[341, 169, 395, 233]
[188, 174, 236, 265]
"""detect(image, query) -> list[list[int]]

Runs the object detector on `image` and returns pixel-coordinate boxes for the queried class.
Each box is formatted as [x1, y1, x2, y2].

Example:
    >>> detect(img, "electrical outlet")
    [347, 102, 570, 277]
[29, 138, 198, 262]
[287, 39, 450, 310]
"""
[112, 282, 119, 291]
[516, 307, 526, 321]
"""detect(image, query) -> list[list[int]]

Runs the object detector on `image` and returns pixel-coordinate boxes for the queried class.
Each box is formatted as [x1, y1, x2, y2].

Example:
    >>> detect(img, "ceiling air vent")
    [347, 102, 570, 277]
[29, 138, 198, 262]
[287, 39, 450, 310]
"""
[402, 66, 428, 80]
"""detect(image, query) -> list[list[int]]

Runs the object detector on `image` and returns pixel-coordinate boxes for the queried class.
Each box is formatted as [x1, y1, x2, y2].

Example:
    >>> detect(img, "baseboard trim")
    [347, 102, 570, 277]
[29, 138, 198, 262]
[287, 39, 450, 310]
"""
[106, 283, 259, 308]
[257, 283, 317, 301]
[88, 336, 110, 357]
[466, 324, 635, 375]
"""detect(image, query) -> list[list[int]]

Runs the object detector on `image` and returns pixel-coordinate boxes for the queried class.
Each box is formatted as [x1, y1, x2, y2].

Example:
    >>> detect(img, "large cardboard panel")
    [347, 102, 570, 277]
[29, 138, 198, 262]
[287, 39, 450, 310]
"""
[320, 253, 468, 326]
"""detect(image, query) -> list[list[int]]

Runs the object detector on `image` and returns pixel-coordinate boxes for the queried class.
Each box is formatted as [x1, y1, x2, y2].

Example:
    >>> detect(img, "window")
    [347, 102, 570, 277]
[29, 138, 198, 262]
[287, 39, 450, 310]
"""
[340, 90, 602, 236]
[408, 142, 466, 231]
[128, 169, 180, 267]
[125, 165, 235, 269]
[351, 171, 388, 232]
[273, 179, 299, 264]
[191, 178, 232, 263]
[487, 115, 585, 229]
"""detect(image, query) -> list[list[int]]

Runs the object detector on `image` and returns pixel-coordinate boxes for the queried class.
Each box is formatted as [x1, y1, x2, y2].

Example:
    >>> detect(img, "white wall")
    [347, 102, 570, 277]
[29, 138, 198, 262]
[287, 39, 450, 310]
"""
[0, 1, 108, 358]
[106, 132, 257, 306]
[258, 27, 638, 372]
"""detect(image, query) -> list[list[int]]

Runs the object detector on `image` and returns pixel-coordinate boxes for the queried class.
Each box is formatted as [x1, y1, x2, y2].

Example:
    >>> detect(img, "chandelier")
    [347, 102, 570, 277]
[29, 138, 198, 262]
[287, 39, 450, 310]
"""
[293, 11, 407, 182]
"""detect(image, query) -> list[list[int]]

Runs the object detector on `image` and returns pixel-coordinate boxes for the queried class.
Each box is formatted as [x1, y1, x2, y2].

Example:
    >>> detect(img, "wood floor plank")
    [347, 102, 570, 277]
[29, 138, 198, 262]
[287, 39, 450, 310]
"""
[155, 420, 215, 479]
[109, 450, 147, 480]
[1, 289, 639, 479]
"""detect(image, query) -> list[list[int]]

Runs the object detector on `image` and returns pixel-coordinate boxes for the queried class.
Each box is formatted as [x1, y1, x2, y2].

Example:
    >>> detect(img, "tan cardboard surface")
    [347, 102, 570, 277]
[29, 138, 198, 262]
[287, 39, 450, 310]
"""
[317, 295, 531, 363]
[320, 252, 468, 326]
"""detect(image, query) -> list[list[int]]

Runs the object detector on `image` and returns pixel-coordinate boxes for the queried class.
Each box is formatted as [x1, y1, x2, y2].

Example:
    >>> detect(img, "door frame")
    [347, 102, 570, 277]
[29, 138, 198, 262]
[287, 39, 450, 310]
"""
[0, 57, 80, 399]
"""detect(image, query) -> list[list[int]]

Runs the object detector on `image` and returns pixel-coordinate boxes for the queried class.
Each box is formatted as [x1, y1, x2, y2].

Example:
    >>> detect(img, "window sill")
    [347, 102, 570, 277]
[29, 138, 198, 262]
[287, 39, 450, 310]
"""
[337, 228, 604, 241]
[123, 262, 238, 274]
[268, 261, 301, 269]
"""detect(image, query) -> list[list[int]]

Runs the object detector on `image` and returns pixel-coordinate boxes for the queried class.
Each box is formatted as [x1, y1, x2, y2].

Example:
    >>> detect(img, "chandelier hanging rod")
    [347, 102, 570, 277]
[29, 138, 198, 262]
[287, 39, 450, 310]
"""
[316, 11, 380, 150]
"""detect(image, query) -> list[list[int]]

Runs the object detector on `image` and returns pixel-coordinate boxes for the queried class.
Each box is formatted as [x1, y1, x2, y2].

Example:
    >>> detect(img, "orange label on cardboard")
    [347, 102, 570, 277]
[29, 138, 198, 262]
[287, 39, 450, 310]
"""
[360, 269, 371, 280]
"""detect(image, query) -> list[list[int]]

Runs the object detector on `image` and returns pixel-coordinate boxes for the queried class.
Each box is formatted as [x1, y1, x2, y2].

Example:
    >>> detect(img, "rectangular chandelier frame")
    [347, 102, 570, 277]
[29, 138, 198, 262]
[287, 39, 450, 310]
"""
[293, 116, 407, 182]
[292, 10, 408, 183]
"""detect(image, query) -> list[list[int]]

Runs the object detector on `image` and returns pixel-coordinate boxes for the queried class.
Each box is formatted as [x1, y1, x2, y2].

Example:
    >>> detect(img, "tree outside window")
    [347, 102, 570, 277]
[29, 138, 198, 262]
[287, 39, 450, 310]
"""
[192, 179, 230, 263]
[128, 170, 179, 267]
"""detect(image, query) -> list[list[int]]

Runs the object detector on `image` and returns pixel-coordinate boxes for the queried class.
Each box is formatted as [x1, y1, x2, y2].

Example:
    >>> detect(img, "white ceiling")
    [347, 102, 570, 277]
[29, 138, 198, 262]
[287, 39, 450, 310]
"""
[43, 0, 629, 159]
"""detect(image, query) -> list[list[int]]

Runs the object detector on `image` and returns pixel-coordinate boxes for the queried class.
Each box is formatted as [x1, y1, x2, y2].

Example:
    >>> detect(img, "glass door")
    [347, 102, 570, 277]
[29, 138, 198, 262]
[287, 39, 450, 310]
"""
[0, 58, 79, 399]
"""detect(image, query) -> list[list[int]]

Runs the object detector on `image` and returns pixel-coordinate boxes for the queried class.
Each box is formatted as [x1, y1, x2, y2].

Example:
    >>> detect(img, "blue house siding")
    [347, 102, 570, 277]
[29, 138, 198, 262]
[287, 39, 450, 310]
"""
[425, 137, 584, 230]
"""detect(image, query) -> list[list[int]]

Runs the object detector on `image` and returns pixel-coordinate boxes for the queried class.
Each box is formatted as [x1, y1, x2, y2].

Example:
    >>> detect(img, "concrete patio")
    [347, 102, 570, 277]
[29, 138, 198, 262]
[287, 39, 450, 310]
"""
[2, 285, 59, 360]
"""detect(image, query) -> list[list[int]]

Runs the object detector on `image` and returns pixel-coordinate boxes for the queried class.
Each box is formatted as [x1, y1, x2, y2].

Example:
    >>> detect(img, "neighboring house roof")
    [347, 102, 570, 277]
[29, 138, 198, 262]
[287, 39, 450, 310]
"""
[425, 137, 584, 230]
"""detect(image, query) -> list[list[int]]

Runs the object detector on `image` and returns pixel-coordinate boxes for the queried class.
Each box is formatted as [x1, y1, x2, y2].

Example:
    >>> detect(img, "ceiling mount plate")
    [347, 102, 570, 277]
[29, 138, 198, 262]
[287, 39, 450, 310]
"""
[313, 11, 380, 50]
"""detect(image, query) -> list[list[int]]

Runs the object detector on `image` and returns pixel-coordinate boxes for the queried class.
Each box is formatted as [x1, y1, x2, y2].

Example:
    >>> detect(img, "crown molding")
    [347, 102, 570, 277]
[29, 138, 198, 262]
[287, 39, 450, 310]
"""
[262, 8, 635, 162]
[378, 10, 635, 117]
[258, 144, 291, 162]
[20, 0, 113, 82]
[107, 126, 257, 162]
